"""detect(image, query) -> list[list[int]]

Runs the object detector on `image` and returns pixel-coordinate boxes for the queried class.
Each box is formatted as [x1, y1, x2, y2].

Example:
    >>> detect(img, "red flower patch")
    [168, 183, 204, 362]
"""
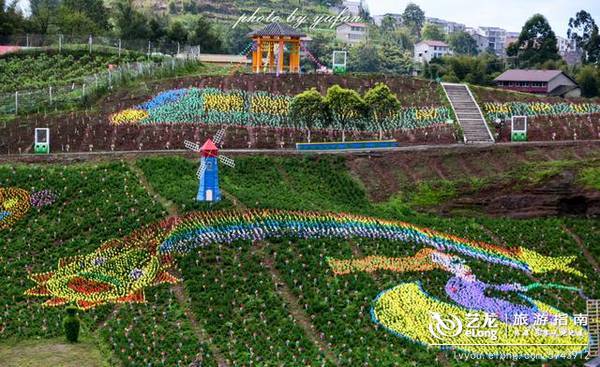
[68, 277, 113, 294]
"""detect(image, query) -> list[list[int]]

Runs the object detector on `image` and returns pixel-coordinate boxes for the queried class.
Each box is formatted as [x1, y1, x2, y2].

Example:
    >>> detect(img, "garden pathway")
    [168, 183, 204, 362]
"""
[126, 160, 229, 367]
[222, 188, 342, 366]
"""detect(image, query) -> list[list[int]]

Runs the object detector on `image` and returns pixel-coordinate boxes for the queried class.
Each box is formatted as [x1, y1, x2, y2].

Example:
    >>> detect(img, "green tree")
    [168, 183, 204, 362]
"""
[56, 7, 98, 35]
[448, 31, 479, 55]
[0, 0, 26, 36]
[390, 27, 414, 50]
[289, 88, 329, 142]
[380, 15, 398, 33]
[348, 43, 380, 72]
[568, 10, 600, 64]
[325, 85, 366, 142]
[379, 42, 413, 74]
[29, 0, 60, 34]
[576, 65, 600, 97]
[402, 3, 425, 37]
[225, 23, 252, 54]
[62, 0, 109, 31]
[113, 0, 149, 40]
[148, 17, 167, 42]
[167, 21, 188, 44]
[508, 14, 560, 67]
[364, 83, 401, 139]
[421, 23, 445, 41]
[187, 16, 223, 53]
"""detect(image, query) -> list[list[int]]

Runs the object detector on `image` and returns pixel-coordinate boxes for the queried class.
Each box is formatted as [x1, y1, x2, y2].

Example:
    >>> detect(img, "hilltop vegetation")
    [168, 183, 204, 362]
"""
[0, 49, 149, 93]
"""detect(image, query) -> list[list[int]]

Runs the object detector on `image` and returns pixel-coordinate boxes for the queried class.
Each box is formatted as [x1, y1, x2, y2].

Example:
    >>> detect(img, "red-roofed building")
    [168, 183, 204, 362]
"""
[414, 40, 451, 63]
[494, 69, 581, 97]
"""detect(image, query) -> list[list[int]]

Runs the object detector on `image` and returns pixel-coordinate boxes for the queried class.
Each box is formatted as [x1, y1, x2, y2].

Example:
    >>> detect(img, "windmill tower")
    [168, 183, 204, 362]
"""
[184, 128, 235, 202]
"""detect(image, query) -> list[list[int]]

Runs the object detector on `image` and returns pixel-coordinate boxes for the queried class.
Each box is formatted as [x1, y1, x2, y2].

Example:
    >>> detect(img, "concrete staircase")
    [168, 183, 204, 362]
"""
[442, 83, 495, 144]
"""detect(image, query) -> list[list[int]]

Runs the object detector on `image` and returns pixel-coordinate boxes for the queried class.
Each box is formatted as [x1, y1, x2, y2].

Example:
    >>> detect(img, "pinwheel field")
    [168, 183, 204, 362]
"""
[1, 144, 599, 366]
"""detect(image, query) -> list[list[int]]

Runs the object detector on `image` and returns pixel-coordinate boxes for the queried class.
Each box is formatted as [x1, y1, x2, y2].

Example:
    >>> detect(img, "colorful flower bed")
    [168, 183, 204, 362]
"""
[483, 101, 600, 121]
[0, 187, 56, 230]
[110, 87, 452, 132]
[28, 209, 582, 326]
[372, 282, 587, 359]
[329, 247, 588, 359]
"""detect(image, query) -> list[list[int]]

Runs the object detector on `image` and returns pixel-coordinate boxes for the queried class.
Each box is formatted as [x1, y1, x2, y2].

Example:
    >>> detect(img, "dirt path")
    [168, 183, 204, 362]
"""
[126, 159, 229, 367]
[258, 243, 341, 367]
[126, 160, 179, 217]
[222, 188, 340, 366]
[560, 224, 600, 273]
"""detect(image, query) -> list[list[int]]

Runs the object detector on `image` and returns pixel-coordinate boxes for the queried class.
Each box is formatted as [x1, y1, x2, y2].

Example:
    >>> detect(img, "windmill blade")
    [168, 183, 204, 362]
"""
[213, 128, 226, 146]
[184, 140, 201, 152]
[196, 160, 207, 178]
[218, 154, 235, 168]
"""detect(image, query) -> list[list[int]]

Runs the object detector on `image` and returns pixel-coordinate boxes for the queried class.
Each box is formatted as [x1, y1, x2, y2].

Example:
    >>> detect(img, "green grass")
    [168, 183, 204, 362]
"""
[0, 336, 109, 367]
[580, 166, 600, 190]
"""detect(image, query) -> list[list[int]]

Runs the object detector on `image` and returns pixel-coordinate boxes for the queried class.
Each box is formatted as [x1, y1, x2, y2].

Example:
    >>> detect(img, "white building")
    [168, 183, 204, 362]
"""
[373, 13, 403, 27]
[465, 27, 489, 53]
[556, 36, 576, 53]
[414, 40, 451, 63]
[336, 22, 368, 44]
[426, 17, 466, 34]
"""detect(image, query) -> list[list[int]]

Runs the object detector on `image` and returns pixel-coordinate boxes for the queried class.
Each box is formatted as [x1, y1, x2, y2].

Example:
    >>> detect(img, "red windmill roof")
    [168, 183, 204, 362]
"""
[201, 139, 218, 151]
[200, 139, 218, 157]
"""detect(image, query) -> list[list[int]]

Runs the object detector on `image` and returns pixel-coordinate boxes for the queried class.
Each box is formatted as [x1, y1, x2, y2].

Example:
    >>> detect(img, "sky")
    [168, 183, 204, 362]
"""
[14, 0, 599, 37]
[364, 0, 600, 37]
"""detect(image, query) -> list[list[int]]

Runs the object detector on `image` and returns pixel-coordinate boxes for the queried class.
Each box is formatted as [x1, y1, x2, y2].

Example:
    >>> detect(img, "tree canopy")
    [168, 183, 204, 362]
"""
[507, 14, 560, 67]
[448, 31, 479, 55]
[568, 10, 600, 65]
[421, 23, 445, 41]
[402, 3, 425, 37]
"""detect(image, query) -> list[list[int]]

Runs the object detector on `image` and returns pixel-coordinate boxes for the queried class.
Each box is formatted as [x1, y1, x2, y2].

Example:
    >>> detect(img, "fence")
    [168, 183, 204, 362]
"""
[0, 58, 202, 116]
[0, 34, 201, 57]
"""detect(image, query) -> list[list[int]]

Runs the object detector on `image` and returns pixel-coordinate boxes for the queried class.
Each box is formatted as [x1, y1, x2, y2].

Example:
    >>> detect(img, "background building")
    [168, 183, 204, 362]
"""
[477, 27, 507, 55]
[494, 69, 581, 97]
[426, 17, 466, 34]
[414, 40, 451, 63]
[336, 22, 368, 44]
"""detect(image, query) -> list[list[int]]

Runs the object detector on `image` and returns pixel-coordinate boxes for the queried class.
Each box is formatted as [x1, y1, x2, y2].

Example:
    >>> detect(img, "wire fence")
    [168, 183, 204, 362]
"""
[0, 34, 201, 57]
[0, 58, 202, 116]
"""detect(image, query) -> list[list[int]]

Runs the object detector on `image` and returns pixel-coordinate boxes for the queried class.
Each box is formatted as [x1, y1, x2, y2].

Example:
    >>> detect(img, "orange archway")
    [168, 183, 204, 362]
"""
[248, 23, 306, 74]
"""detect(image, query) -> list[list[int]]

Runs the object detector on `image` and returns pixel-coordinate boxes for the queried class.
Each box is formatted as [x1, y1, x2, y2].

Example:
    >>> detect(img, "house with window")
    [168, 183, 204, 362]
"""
[494, 69, 581, 98]
[413, 40, 451, 63]
[336, 22, 368, 44]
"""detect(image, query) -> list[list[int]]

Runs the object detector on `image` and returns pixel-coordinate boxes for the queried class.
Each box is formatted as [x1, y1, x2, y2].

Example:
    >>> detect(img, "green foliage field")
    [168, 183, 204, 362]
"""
[0, 51, 147, 93]
[1, 155, 598, 366]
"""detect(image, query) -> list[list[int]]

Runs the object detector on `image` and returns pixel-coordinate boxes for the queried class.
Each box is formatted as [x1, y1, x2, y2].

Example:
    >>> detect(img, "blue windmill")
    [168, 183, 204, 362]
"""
[184, 128, 235, 202]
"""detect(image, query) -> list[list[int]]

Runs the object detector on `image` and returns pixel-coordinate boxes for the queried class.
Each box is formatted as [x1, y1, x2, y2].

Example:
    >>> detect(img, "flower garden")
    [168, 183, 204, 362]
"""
[483, 101, 600, 121]
[1, 153, 598, 366]
[110, 87, 453, 132]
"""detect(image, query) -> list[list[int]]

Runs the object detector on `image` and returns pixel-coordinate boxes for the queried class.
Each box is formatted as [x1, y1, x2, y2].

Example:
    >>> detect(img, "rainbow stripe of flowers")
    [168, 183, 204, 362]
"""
[158, 210, 579, 276]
